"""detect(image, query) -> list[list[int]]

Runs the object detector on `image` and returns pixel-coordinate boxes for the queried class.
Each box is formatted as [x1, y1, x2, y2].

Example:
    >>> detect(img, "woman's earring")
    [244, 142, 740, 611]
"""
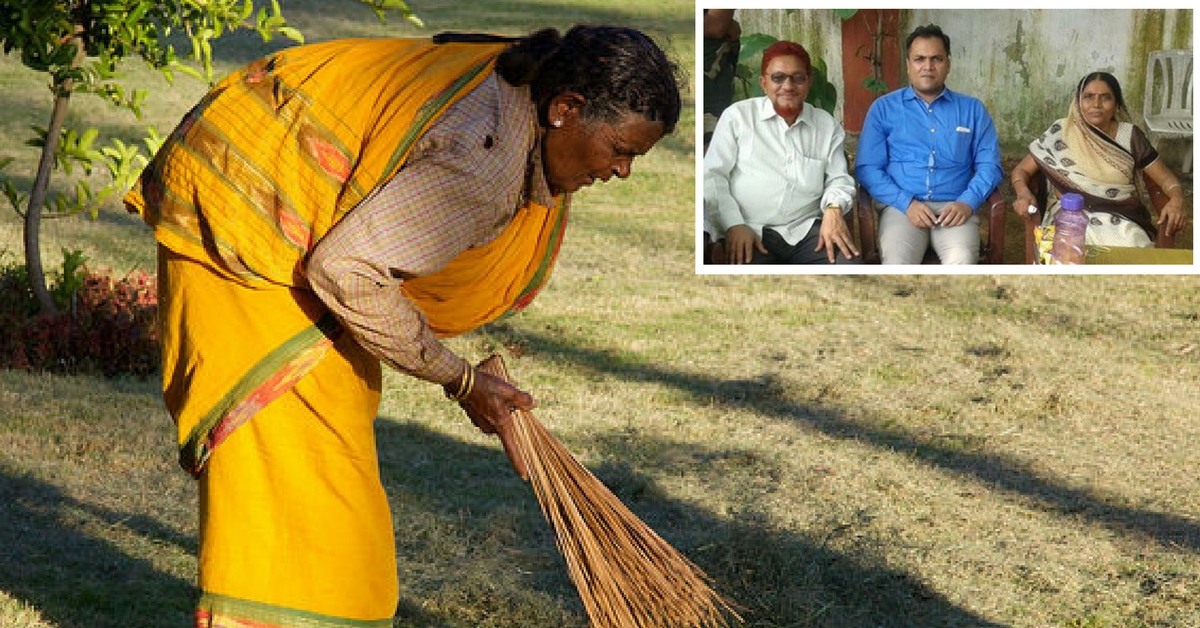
[552, 119, 562, 128]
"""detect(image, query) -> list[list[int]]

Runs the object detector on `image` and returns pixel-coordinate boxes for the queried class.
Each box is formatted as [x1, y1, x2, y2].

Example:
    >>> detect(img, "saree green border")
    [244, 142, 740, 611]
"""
[179, 313, 342, 475]
[379, 58, 496, 180]
[515, 194, 570, 307]
[198, 591, 393, 628]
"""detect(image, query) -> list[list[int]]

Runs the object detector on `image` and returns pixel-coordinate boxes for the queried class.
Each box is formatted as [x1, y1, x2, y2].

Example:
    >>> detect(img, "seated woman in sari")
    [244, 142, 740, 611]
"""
[1010, 71, 1187, 247]
[126, 25, 680, 628]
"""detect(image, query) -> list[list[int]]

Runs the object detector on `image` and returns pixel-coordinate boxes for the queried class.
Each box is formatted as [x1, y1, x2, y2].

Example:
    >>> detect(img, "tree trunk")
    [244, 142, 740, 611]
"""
[24, 30, 85, 315]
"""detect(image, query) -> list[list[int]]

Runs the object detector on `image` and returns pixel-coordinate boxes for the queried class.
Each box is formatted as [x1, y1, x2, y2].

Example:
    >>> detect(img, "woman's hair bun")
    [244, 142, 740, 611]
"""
[495, 28, 563, 86]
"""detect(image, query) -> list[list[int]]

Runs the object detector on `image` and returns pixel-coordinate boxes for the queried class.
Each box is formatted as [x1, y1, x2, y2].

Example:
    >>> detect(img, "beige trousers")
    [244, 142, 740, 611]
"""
[878, 201, 980, 265]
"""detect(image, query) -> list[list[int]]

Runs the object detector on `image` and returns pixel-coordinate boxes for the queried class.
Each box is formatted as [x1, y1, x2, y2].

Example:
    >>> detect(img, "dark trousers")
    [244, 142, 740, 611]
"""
[749, 222, 863, 265]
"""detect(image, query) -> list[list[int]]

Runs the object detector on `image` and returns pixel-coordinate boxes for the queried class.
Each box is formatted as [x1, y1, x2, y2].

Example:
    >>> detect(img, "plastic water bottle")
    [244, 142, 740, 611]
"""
[1051, 193, 1088, 265]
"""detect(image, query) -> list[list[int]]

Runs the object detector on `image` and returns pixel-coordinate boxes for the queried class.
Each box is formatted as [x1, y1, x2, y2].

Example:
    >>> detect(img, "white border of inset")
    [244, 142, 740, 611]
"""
[693, 4, 1197, 275]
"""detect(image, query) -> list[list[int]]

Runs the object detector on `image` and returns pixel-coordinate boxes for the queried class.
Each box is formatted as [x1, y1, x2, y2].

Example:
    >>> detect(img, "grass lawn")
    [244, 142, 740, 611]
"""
[2, 2, 1200, 628]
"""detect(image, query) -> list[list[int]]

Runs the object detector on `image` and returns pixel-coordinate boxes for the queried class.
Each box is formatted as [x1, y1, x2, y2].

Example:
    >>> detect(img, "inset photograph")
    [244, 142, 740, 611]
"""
[700, 9, 1194, 269]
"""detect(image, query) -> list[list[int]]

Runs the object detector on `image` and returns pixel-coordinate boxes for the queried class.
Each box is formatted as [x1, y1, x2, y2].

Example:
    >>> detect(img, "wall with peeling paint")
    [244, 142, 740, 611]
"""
[906, 9, 1193, 152]
[731, 9, 1192, 158]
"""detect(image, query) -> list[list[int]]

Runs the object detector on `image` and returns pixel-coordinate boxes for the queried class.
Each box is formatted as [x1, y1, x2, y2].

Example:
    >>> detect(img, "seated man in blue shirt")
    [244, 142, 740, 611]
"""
[855, 24, 1002, 264]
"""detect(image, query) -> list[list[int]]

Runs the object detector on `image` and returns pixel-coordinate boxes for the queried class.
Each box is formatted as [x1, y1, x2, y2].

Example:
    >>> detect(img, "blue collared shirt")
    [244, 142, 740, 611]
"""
[855, 87, 1002, 212]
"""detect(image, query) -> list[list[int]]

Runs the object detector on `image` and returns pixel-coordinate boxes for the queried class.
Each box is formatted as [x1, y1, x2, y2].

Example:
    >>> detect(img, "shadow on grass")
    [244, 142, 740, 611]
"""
[484, 323, 1200, 555]
[1, 381, 1004, 628]
[0, 408, 1000, 628]
[373, 416, 1007, 627]
[0, 469, 196, 628]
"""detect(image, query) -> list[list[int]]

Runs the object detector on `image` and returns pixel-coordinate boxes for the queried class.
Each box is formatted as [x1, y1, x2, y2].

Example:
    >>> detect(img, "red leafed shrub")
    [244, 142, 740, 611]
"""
[0, 251, 158, 377]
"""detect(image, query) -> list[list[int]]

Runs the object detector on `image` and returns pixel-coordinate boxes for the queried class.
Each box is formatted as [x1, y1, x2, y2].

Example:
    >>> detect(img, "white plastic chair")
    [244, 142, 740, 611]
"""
[1142, 49, 1193, 173]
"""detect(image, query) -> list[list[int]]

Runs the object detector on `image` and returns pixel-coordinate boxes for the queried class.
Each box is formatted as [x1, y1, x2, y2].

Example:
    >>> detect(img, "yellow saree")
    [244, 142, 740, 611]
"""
[127, 37, 567, 627]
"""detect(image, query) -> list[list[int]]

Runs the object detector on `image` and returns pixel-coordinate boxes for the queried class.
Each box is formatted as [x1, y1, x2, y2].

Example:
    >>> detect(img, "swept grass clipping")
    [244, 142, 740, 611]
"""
[477, 354, 741, 628]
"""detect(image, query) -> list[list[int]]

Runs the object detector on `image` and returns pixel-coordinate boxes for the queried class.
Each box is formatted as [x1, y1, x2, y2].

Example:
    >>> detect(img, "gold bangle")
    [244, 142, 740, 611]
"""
[1164, 183, 1181, 194]
[460, 366, 476, 400]
[446, 364, 475, 401]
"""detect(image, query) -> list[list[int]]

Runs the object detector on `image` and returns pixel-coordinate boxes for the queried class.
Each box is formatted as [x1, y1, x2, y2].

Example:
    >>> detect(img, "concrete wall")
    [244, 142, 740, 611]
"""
[733, 9, 1193, 155]
[905, 9, 1193, 152]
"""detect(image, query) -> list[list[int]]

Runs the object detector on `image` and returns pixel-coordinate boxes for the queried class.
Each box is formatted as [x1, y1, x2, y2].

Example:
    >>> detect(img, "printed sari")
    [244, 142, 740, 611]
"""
[126, 38, 567, 627]
[1027, 99, 1159, 246]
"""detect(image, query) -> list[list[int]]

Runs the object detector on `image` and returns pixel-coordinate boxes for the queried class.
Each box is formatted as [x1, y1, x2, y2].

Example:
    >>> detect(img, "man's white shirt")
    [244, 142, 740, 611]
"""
[704, 96, 854, 245]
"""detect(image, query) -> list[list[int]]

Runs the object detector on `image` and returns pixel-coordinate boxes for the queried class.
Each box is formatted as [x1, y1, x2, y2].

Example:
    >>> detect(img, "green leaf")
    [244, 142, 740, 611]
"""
[3, 179, 24, 211]
[812, 56, 828, 77]
[79, 127, 99, 151]
[277, 26, 304, 43]
[75, 179, 94, 204]
[863, 76, 890, 94]
[832, 9, 859, 20]
[143, 127, 165, 156]
[737, 33, 778, 66]
[130, 89, 148, 119]
[174, 64, 203, 81]
[49, 41, 77, 67]
[809, 82, 838, 114]
[126, 3, 149, 26]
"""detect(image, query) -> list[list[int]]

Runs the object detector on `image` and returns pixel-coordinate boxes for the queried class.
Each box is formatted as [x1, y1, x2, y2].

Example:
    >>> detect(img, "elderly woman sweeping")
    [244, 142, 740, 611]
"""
[124, 25, 680, 628]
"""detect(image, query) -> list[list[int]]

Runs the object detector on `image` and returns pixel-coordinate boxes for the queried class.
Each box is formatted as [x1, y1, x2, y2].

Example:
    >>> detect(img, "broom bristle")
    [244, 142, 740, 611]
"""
[478, 354, 741, 628]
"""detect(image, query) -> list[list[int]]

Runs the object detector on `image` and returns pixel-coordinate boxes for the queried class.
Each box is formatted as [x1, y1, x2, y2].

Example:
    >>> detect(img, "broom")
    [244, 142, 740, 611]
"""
[476, 354, 741, 628]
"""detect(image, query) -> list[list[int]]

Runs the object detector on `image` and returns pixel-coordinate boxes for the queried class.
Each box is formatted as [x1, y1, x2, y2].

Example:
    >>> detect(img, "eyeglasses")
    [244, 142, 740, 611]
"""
[768, 72, 809, 85]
